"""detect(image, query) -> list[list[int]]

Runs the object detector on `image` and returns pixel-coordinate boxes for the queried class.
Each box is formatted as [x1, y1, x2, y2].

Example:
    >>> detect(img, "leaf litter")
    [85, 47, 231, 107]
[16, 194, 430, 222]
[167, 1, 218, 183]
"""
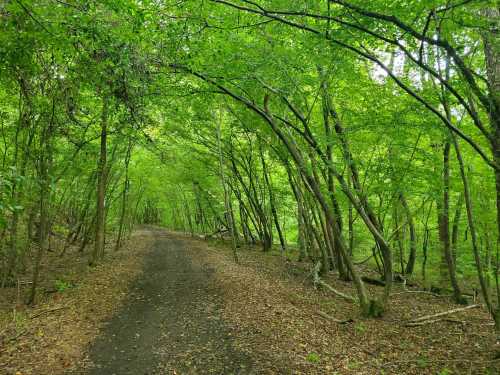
[2, 228, 498, 375]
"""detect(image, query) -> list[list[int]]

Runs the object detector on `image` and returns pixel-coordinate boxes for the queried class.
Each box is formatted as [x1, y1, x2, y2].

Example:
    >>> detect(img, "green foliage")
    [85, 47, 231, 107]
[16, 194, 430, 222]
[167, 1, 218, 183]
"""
[0, 0, 498, 335]
[416, 356, 429, 369]
[438, 368, 453, 375]
[306, 352, 320, 364]
[354, 322, 367, 334]
[54, 279, 73, 293]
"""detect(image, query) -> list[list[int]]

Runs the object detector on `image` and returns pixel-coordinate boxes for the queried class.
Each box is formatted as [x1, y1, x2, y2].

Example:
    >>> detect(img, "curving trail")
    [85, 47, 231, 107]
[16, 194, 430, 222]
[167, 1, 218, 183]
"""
[72, 228, 252, 375]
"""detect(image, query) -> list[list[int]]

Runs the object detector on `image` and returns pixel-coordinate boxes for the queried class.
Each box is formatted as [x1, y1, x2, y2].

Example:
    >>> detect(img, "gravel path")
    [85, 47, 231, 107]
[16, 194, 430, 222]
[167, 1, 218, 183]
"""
[73, 229, 253, 375]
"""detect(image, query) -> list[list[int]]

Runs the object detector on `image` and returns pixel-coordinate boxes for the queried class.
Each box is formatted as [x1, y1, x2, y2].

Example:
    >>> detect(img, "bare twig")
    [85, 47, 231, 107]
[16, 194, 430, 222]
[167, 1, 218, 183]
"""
[408, 304, 480, 323]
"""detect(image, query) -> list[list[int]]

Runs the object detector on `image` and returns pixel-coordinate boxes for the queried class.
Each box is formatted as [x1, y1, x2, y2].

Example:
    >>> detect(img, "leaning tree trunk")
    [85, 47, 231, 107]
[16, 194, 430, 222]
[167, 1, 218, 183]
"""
[453, 135, 494, 315]
[261, 96, 377, 316]
[320, 72, 347, 278]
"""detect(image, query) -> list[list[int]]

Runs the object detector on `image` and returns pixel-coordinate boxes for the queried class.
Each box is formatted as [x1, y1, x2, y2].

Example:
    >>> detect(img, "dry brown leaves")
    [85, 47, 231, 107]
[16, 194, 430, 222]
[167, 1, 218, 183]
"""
[2, 231, 497, 375]
[186, 239, 500, 375]
[0, 229, 154, 375]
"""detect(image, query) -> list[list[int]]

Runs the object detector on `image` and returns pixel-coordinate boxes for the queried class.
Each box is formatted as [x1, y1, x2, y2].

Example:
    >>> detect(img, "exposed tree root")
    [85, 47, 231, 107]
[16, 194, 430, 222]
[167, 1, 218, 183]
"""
[312, 262, 357, 303]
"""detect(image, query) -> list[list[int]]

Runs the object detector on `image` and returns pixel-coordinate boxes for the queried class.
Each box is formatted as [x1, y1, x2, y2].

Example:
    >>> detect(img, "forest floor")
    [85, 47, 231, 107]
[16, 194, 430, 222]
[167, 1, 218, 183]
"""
[1, 227, 499, 374]
[0, 228, 153, 375]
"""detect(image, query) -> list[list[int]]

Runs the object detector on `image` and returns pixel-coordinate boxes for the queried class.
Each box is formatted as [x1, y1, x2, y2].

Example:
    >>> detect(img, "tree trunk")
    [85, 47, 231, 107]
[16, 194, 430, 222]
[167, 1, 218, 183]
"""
[115, 139, 133, 251]
[259, 141, 286, 254]
[90, 97, 108, 266]
[453, 135, 493, 309]
[400, 193, 417, 276]
[451, 194, 464, 263]
[261, 97, 378, 316]
[438, 142, 465, 304]
[28, 97, 54, 305]
[217, 109, 238, 263]
[348, 175, 354, 256]
[482, 5, 500, 342]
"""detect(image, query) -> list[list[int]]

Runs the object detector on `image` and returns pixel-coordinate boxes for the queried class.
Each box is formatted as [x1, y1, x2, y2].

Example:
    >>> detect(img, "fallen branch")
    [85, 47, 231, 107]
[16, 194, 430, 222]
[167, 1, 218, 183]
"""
[313, 262, 357, 303]
[30, 306, 68, 319]
[316, 310, 354, 324]
[408, 304, 480, 323]
[406, 318, 441, 327]
[405, 318, 466, 327]
[392, 290, 449, 298]
[362, 274, 415, 287]
[361, 276, 385, 287]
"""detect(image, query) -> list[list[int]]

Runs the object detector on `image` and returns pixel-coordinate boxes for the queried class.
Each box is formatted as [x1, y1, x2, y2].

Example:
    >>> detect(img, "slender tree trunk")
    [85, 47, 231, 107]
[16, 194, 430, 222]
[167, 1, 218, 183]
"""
[259, 142, 286, 254]
[261, 97, 378, 316]
[28, 96, 54, 305]
[453, 135, 492, 308]
[4, 84, 31, 287]
[217, 109, 238, 263]
[482, 6, 500, 342]
[4, 92, 23, 287]
[451, 194, 464, 263]
[320, 71, 346, 275]
[422, 202, 433, 284]
[239, 202, 250, 244]
[28, 151, 49, 305]
[348, 174, 354, 256]
[90, 97, 108, 266]
[438, 142, 465, 304]
[393, 203, 405, 275]
[400, 193, 417, 276]
[287, 167, 307, 261]
[115, 139, 132, 251]
[232, 157, 269, 250]
[326, 97, 393, 301]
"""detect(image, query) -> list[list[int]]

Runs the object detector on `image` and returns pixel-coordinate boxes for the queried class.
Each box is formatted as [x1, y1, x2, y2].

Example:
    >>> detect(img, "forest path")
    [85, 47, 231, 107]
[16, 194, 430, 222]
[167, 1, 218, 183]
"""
[73, 228, 253, 375]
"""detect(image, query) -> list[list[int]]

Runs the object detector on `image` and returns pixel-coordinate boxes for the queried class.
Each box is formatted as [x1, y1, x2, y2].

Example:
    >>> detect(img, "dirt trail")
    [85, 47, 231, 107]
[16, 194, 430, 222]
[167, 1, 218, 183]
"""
[72, 228, 252, 375]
